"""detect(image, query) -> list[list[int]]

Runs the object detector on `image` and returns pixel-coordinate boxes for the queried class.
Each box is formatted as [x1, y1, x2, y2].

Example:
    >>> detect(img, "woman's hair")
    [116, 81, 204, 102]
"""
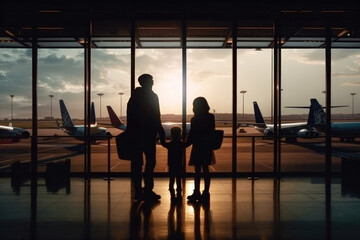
[193, 97, 210, 115]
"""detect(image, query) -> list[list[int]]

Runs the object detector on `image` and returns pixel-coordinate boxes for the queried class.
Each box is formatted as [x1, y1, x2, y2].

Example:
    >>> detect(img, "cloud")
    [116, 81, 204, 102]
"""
[0, 49, 32, 116]
[286, 49, 360, 66]
[0, 48, 133, 119]
[332, 50, 360, 61]
[187, 49, 232, 83]
[284, 49, 325, 65]
[333, 58, 360, 78]
[341, 81, 360, 86]
[333, 72, 360, 78]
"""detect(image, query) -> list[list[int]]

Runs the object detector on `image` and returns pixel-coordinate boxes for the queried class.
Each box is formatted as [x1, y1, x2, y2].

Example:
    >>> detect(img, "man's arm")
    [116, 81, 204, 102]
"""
[153, 93, 166, 142]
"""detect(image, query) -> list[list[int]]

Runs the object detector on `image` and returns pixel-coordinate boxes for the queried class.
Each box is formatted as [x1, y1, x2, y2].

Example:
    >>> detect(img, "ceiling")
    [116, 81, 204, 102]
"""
[1, 1, 360, 49]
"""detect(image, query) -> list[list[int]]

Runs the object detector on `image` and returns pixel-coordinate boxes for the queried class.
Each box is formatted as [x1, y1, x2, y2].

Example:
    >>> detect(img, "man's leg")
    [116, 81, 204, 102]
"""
[131, 151, 143, 199]
[143, 138, 160, 199]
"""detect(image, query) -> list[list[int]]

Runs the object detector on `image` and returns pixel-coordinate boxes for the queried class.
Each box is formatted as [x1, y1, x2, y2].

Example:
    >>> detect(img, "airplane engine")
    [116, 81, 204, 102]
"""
[18, 130, 30, 138]
[297, 129, 320, 138]
[263, 128, 274, 136]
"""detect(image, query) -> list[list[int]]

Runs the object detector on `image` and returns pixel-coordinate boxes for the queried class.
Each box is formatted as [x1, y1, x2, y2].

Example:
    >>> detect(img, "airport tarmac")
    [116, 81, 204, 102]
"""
[1, 127, 360, 174]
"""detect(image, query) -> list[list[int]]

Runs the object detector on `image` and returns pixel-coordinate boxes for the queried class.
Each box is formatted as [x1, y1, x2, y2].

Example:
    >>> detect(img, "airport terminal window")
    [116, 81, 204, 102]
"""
[236, 49, 272, 173]
[91, 49, 131, 173]
[2, 21, 360, 177]
[281, 49, 326, 172]
[135, 48, 182, 173]
[0, 49, 32, 119]
[331, 49, 360, 172]
[0, 49, 32, 174]
[187, 48, 233, 173]
[38, 49, 85, 173]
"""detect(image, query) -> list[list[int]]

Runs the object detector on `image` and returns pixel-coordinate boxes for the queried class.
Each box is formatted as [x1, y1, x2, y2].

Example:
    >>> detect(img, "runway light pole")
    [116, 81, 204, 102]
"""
[350, 93, 356, 117]
[49, 94, 54, 119]
[10, 95, 14, 121]
[118, 92, 124, 118]
[97, 93, 104, 119]
[240, 90, 247, 118]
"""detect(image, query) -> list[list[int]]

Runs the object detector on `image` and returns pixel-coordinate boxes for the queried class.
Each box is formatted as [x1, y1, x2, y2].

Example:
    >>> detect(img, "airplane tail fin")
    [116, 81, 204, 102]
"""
[310, 98, 326, 125]
[91, 102, 97, 125]
[306, 103, 315, 128]
[107, 106, 127, 130]
[59, 99, 75, 128]
[253, 101, 266, 124]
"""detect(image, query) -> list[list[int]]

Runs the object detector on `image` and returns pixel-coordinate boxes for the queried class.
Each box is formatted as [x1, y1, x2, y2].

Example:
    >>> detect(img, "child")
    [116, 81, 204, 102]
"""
[162, 126, 188, 201]
[186, 97, 215, 203]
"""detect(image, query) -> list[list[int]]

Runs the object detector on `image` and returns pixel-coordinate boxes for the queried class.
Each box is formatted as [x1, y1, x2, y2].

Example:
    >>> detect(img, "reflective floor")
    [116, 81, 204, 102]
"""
[1, 177, 360, 240]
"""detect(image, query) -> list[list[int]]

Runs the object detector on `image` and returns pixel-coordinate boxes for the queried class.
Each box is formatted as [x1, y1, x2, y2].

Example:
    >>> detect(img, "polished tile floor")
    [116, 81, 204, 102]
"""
[1, 176, 360, 240]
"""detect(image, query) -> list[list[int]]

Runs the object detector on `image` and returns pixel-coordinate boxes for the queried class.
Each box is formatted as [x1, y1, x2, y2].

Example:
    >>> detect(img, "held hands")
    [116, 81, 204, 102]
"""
[160, 137, 167, 147]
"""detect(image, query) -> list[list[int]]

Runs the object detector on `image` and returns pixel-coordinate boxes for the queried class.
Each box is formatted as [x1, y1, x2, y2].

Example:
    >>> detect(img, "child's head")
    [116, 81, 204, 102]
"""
[170, 127, 182, 140]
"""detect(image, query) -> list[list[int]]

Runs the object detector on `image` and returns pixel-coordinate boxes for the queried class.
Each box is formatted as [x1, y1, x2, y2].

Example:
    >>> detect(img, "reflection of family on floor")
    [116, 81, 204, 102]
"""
[130, 191, 212, 240]
[125, 73, 221, 203]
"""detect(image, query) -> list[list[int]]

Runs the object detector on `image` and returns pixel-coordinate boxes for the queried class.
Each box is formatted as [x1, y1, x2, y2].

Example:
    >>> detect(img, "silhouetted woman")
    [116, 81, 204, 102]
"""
[187, 97, 215, 203]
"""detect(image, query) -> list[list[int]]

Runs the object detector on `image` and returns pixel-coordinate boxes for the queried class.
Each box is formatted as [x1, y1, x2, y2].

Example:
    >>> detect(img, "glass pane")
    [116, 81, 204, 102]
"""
[0, 49, 32, 175]
[331, 49, 360, 173]
[187, 49, 232, 173]
[91, 49, 131, 173]
[237, 49, 272, 173]
[135, 49, 182, 173]
[281, 49, 325, 172]
[38, 49, 85, 173]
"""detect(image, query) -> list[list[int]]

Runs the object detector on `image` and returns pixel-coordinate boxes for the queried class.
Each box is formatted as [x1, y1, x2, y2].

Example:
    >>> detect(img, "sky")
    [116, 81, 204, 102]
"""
[0, 47, 359, 120]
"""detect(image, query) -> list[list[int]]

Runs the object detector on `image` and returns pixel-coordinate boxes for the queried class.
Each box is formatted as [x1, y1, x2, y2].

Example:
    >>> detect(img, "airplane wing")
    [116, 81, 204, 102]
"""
[237, 122, 266, 128]
[285, 105, 349, 109]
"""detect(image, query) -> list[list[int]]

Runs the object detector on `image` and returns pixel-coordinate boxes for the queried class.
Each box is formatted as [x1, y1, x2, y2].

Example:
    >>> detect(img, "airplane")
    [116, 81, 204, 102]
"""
[310, 98, 360, 142]
[0, 123, 30, 144]
[106, 105, 191, 139]
[56, 99, 112, 142]
[251, 101, 320, 143]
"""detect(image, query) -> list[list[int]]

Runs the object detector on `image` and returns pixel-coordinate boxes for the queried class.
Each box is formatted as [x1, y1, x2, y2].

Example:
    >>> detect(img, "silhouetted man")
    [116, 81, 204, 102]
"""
[127, 73, 166, 201]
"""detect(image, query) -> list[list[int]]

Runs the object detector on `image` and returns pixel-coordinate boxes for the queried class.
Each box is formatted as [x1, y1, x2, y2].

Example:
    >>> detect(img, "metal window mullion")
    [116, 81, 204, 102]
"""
[273, 25, 279, 178]
[84, 36, 91, 175]
[182, 20, 187, 173]
[278, 43, 282, 178]
[232, 21, 237, 175]
[325, 27, 332, 176]
[31, 31, 38, 190]
[131, 21, 136, 95]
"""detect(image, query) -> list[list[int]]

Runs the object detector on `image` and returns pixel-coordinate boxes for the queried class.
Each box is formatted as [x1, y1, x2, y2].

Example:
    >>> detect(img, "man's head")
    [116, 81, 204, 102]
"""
[138, 74, 154, 89]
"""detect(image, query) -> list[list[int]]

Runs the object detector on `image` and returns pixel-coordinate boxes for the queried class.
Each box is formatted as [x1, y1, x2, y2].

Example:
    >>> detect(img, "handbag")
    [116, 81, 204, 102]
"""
[209, 130, 224, 150]
[116, 130, 138, 160]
